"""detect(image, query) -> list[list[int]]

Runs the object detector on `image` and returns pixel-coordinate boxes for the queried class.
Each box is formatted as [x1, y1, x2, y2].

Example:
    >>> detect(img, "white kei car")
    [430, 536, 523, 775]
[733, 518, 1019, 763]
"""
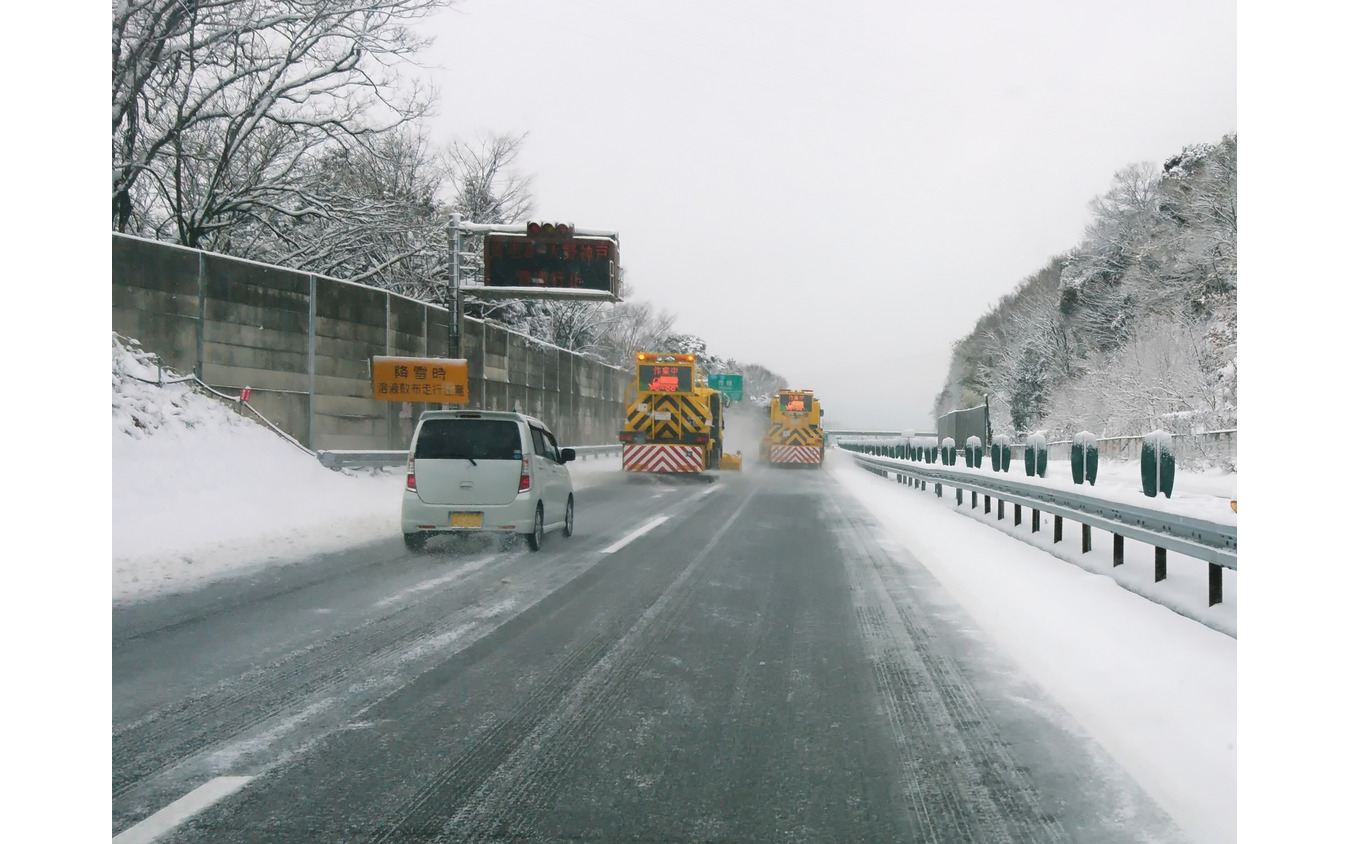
[401, 410, 576, 552]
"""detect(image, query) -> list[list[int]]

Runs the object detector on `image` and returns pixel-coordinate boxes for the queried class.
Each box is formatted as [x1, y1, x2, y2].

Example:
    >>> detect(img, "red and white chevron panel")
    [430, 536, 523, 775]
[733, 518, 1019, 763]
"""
[623, 444, 704, 473]
[770, 445, 822, 464]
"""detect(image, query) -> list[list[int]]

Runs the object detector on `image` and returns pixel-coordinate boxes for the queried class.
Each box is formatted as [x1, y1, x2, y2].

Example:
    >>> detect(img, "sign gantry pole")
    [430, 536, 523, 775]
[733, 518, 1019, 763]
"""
[449, 212, 464, 360]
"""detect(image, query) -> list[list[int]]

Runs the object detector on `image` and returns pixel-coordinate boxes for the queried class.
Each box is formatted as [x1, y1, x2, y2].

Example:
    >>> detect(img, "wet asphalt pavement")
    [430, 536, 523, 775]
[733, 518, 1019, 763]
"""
[113, 464, 1186, 843]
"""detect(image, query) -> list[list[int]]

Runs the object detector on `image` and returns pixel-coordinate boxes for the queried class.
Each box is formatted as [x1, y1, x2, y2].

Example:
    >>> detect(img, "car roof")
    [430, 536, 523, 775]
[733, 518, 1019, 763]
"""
[416, 409, 553, 433]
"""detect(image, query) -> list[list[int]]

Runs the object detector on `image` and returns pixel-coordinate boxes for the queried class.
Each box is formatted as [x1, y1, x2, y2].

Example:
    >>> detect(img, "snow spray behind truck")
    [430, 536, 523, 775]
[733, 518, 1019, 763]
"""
[760, 388, 825, 467]
[619, 352, 727, 475]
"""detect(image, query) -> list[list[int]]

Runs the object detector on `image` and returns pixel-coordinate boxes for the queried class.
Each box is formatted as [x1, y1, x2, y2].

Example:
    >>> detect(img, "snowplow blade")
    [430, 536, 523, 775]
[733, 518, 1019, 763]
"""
[720, 452, 742, 471]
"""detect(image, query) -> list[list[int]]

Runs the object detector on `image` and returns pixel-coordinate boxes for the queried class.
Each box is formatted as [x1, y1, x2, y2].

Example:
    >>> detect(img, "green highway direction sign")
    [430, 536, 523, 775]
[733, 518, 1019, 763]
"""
[708, 373, 743, 401]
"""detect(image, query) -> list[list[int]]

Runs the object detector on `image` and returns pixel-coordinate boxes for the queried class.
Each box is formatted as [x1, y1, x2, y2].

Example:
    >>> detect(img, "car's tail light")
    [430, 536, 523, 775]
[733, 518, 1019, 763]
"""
[518, 456, 531, 492]
[406, 455, 417, 491]
[695, 434, 709, 443]
[619, 431, 635, 443]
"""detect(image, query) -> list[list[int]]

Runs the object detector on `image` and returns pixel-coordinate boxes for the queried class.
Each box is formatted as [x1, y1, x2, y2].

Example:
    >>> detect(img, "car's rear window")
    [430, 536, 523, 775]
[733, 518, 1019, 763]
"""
[414, 419, 522, 460]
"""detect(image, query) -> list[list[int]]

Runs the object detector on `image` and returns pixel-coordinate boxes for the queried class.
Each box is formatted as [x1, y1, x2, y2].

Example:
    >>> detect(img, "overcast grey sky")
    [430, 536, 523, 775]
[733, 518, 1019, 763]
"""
[415, 0, 1235, 429]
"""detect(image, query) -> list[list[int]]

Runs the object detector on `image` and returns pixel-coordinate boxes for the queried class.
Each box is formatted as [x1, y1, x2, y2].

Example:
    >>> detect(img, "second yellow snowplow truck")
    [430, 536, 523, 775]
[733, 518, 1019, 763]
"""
[619, 352, 725, 475]
[760, 389, 825, 468]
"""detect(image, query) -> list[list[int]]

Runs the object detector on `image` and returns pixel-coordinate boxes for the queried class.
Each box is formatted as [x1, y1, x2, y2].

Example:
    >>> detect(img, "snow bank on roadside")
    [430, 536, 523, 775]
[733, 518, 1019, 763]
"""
[112, 333, 623, 605]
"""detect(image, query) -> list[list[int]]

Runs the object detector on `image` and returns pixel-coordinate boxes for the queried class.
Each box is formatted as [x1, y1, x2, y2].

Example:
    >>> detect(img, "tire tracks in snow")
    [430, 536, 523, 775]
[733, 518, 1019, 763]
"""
[825, 490, 1073, 844]
[365, 488, 758, 843]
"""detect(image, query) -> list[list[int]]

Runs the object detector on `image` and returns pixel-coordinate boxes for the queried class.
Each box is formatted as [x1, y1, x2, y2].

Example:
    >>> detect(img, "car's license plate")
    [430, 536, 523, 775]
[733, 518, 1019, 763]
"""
[451, 512, 483, 528]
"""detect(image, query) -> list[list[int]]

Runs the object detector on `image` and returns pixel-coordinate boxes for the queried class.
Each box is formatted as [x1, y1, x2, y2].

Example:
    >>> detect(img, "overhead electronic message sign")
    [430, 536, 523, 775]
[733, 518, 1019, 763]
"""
[638, 363, 693, 393]
[779, 391, 813, 413]
[371, 356, 469, 403]
[483, 230, 619, 296]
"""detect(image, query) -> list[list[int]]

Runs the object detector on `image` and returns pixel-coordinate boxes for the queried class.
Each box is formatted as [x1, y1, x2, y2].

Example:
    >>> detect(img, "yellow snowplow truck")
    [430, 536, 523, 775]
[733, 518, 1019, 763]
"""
[760, 389, 825, 468]
[619, 352, 726, 475]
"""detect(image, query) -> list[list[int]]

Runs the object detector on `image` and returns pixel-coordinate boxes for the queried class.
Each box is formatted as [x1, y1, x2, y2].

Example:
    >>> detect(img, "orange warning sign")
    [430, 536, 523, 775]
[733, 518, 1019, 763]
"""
[371, 356, 469, 403]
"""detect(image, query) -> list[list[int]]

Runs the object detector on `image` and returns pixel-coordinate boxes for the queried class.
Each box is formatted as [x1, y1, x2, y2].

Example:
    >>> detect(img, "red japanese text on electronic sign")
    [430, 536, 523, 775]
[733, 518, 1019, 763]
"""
[483, 234, 617, 292]
[638, 364, 692, 393]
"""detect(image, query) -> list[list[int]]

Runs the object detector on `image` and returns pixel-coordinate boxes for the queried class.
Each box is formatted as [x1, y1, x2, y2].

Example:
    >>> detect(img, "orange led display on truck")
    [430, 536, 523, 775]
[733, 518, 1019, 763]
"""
[761, 388, 825, 468]
[638, 364, 693, 393]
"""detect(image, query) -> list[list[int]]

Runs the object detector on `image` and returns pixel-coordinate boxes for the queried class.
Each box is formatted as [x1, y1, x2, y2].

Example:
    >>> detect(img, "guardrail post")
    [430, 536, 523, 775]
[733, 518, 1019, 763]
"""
[983, 494, 990, 514]
[1082, 524, 1092, 553]
[971, 490, 978, 510]
[1054, 515, 1062, 543]
[956, 488, 963, 506]
[935, 483, 942, 497]
[1155, 547, 1168, 582]
[1014, 503, 1021, 526]
[1113, 534, 1124, 567]
[1032, 509, 1040, 532]
[1209, 564, 1223, 606]
[997, 499, 1005, 520]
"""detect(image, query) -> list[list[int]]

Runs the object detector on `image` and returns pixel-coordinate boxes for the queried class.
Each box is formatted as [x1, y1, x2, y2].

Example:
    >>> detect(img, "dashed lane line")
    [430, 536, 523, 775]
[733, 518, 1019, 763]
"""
[112, 776, 253, 844]
[601, 516, 670, 554]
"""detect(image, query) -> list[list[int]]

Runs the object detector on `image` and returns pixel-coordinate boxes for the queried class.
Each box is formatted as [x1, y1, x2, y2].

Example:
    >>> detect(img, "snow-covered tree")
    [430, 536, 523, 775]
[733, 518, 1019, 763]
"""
[112, 0, 451, 247]
[932, 135, 1237, 448]
[227, 128, 451, 300]
[590, 300, 678, 366]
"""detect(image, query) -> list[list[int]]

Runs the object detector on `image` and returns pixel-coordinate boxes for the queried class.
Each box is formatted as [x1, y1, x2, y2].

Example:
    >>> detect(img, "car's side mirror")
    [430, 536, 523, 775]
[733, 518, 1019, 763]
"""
[560, 447, 576, 463]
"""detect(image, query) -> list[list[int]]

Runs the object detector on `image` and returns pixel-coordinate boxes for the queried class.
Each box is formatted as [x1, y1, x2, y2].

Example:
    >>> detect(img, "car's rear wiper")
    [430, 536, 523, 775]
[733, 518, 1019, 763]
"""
[465, 456, 477, 466]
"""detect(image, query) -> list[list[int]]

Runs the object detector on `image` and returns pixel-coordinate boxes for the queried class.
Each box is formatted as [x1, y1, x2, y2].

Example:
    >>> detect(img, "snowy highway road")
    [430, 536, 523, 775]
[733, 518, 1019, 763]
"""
[112, 464, 1193, 843]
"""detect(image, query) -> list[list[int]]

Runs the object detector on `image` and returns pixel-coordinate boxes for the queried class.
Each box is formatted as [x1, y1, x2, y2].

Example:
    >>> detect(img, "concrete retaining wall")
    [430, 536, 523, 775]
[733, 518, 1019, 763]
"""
[112, 234, 629, 450]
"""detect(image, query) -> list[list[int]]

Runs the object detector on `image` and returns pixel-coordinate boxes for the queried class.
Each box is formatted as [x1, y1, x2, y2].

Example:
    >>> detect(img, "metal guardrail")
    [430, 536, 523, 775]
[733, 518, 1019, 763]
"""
[846, 450, 1236, 607]
[828, 430, 937, 440]
[316, 444, 624, 471]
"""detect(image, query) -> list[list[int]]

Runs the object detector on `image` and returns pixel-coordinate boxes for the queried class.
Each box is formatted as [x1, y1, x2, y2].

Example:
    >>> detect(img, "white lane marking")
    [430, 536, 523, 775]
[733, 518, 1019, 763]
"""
[698, 485, 719, 498]
[375, 554, 502, 607]
[449, 488, 759, 825]
[602, 516, 670, 554]
[112, 776, 253, 844]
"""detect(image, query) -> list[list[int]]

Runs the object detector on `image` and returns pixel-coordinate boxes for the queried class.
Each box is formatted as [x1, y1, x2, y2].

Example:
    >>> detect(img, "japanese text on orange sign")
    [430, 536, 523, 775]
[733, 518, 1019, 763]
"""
[371, 356, 469, 404]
